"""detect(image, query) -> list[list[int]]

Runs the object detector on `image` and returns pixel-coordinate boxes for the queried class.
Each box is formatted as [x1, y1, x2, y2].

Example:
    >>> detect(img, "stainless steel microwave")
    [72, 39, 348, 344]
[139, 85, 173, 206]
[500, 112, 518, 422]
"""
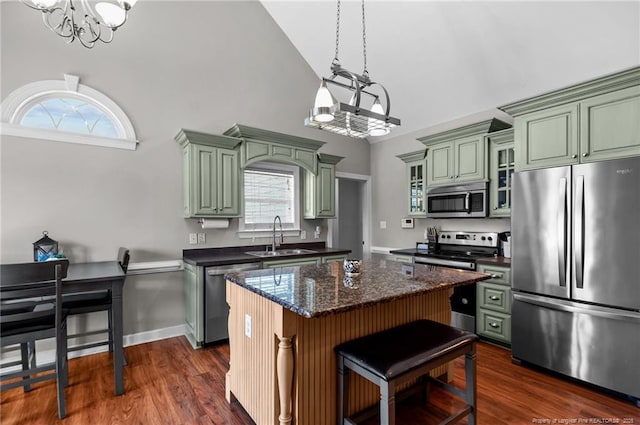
[426, 182, 489, 218]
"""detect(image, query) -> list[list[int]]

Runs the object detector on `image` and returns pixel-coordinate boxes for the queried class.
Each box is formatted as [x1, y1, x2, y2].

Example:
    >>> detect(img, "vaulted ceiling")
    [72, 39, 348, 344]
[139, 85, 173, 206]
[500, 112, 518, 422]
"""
[261, 1, 640, 141]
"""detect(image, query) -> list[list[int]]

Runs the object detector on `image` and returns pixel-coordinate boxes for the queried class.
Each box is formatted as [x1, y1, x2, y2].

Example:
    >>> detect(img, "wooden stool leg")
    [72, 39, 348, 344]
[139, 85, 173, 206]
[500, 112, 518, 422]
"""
[380, 380, 396, 425]
[465, 345, 477, 425]
[337, 355, 349, 425]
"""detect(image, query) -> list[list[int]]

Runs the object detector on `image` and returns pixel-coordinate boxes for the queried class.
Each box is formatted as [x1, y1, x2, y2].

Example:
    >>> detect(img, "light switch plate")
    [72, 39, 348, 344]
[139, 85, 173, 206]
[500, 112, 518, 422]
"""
[380, 221, 387, 229]
[189, 233, 197, 244]
[197, 233, 206, 243]
[300, 230, 307, 240]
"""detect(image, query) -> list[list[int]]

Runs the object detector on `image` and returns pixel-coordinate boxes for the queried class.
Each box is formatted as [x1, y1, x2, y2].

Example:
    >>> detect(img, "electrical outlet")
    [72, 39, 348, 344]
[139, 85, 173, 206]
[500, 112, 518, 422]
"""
[244, 314, 252, 338]
[300, 230, 307, 240]
[197, 233, 206, 244]
[189, 233, 197, 244]
[380, 221, 387, 229]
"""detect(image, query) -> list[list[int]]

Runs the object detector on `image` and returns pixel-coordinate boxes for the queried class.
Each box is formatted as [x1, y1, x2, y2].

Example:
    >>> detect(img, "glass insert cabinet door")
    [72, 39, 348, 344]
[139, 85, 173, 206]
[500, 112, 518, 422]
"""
[397, 150, 427, 217]
[494, 146, 515, 214]
[408, 161, 425, 215]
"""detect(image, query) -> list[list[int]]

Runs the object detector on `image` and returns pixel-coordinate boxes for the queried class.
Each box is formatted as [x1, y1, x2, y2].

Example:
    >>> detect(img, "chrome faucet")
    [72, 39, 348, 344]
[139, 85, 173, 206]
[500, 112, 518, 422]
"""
[272, 215, 283, 252]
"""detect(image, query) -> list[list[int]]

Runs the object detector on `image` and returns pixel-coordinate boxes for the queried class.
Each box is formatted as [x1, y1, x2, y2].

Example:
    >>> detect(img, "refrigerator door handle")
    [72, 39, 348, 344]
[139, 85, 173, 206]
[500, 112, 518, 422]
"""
[513, 292, 640, 322]
[575, 175, 585, 289]
[557, 178, 567, 287]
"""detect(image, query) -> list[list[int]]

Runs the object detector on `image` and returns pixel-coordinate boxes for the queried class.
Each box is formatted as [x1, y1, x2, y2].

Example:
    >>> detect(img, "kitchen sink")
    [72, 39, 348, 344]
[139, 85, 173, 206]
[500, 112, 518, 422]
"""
[245, 248, 317, 257]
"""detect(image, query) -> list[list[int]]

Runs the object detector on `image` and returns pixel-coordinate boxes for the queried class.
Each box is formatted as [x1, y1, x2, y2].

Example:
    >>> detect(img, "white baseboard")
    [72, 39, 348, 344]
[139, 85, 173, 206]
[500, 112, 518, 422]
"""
[2, 325, 186, 367]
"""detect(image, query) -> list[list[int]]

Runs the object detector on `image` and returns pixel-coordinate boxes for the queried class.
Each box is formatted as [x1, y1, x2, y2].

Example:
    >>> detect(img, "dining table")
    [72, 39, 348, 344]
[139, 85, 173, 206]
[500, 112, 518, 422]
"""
[63, 260, 126, 395]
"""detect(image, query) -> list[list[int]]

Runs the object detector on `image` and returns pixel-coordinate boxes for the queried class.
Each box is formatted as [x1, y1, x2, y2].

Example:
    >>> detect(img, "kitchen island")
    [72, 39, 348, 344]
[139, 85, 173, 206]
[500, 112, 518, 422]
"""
[224, 254, 491, 425]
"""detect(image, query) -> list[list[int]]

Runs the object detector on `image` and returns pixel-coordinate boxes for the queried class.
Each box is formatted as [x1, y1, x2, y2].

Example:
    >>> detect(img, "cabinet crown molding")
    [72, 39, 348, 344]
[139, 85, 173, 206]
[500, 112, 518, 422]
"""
[224, 123, 326, 151]
[317, 153, 344, 165]
[417, 118, 511, 146]
[499, 66, 640, 117]
[175, 129, 241, 149]
[486, 128, 514, 145]
[396, 149, 427, 163]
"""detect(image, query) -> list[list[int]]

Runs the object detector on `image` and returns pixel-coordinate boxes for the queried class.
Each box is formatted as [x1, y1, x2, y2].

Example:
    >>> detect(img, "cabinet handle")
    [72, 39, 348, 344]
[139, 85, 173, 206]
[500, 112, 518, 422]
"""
[455, 175, 459, 178]
[494, 206, 498, 210]
[491, 274, 502, 278]
[489, 322, 500, 328]
[572, 154, 577, 159]
[582, 153, 589, 157]
[449, 176, 454, 179]
[489, 295, 500, 301]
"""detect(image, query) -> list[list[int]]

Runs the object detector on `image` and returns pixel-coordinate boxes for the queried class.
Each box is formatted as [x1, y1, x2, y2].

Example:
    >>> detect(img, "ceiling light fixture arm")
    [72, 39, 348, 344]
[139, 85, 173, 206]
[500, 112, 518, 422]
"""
[20, 0, 134, 48]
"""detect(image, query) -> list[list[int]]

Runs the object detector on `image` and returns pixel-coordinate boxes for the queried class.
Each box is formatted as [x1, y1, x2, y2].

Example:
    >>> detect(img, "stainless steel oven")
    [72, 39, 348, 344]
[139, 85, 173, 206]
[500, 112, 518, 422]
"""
[413, 231, 499, 333]
[426, 182, 488, 218]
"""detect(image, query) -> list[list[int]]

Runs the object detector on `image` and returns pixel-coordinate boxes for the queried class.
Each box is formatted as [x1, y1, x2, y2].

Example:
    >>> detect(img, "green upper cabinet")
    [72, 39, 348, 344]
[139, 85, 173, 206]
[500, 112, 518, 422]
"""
[224, 124, 325, 173]
[304, 153, 343, 219]
[579, 85, 640, 162]
[396, 150, 427, 217]
[487, 129, 515, 217]
[513, 103, 579, 170]
[176, 129, 242, 218]
[418, 118, 512, 187]
[501, 67, 640, 171]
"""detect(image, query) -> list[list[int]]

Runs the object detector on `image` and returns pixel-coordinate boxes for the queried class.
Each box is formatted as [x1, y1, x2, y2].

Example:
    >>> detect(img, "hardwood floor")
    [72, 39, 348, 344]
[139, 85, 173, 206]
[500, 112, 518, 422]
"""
[1, 337, 637, 424]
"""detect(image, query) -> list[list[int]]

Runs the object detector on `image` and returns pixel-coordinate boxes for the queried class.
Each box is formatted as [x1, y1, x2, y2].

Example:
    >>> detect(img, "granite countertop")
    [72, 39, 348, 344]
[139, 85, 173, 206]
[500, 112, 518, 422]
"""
[389, 248, 511, 268]
[476, 256, 511, 267]
[225, 253, 491, 318]
[183, 242, 351, 267]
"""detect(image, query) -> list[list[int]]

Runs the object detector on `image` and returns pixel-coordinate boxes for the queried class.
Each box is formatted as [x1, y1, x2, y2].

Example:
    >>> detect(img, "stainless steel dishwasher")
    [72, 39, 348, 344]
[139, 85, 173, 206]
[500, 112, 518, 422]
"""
[205, 262, 261, 344]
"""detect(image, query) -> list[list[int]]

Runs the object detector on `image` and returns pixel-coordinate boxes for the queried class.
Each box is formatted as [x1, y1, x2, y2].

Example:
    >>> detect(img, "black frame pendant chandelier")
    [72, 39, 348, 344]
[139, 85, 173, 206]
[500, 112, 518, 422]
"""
[304, 0, 400, 139]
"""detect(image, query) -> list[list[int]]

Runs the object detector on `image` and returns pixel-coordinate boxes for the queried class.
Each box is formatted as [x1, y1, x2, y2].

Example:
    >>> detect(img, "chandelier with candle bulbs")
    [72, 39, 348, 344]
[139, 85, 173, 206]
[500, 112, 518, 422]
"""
[21, 0, 136, 48]
[304, 0, 400, 139]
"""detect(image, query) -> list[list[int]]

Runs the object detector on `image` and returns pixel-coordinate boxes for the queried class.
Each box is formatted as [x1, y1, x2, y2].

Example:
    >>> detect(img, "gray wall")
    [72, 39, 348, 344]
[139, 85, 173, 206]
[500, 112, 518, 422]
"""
[0, 1, 370, 338]
[370, 109, 513, 250]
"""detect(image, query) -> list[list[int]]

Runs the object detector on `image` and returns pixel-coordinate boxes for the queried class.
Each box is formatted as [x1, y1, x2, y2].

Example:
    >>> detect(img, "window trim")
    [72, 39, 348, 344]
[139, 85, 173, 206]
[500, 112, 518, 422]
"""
[0, 74, 138, 150]
[238, 161, 301, 239]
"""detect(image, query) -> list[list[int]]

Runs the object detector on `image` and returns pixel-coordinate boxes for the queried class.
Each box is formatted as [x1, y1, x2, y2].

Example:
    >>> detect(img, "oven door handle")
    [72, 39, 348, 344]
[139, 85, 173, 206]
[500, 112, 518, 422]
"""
[464, 192, 470, 213]
[414, 256, 475, 270]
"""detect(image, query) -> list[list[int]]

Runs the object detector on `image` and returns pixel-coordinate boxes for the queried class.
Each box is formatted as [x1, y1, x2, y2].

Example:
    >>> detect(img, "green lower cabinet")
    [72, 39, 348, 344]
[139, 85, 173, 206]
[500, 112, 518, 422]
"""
[477, 264, 511, 346]
[390, 255, 414, 263]
[183, 263, 204, 349]
[477, 310, 511, 345]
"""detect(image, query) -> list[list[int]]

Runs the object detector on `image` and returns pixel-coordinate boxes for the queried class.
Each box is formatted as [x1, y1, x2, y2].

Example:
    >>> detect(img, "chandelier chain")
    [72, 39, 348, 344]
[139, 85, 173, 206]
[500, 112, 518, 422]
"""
[361, 0, 368, 77]
[333, 0, 341, 65]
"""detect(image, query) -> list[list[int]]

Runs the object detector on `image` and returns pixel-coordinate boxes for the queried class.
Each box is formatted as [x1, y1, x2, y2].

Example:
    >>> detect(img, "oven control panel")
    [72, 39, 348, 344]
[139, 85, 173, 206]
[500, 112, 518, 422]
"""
[438, 231, 499, 248]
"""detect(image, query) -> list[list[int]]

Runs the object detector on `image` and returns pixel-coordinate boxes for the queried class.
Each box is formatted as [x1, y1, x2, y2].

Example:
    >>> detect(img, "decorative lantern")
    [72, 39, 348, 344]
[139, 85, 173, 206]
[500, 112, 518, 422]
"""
[33, 231, 58, 262]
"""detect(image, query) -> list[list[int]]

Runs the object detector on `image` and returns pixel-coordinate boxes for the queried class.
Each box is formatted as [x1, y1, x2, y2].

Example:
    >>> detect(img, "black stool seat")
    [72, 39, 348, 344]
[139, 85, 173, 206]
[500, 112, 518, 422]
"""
[335, 320, 478, 381]
[335, 319, 479, 425]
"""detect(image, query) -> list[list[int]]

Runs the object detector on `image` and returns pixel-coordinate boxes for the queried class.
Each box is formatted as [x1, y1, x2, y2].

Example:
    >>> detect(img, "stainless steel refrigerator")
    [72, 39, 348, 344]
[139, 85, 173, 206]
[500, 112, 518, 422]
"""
[511, 156, 640, 403]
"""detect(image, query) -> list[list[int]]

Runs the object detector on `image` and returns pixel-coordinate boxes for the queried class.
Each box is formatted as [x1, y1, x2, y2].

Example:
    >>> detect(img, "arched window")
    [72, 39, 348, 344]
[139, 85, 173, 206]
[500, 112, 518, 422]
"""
[1, 74, 137, 150]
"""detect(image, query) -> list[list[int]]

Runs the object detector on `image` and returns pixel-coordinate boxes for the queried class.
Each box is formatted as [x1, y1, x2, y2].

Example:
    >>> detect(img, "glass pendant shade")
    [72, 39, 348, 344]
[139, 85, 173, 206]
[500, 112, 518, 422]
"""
[95, 2, 127, 27]
[312, 80, 336, 123]
[368, 98, 390, 136]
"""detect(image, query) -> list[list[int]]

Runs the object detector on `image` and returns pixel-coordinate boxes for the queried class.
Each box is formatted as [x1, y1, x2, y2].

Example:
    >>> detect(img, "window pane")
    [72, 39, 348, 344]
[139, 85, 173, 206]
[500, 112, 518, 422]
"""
[244, 169, 295, 226]
[21, 97, 119, 138]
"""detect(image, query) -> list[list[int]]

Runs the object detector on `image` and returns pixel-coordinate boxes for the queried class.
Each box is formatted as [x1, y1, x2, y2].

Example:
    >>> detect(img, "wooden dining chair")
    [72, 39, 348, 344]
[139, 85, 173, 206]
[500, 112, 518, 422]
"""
[63, 248, 129, 360]
[0, 260, 70, 419]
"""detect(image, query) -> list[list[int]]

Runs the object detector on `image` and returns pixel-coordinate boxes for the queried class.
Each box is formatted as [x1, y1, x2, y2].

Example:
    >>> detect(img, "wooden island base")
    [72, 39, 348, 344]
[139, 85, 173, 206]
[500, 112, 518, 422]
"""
[225, 281, 453, 425]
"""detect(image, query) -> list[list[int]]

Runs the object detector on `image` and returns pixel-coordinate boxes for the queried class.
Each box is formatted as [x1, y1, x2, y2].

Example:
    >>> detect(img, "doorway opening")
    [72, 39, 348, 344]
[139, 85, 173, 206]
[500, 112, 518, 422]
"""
[328, 173, 371, 259]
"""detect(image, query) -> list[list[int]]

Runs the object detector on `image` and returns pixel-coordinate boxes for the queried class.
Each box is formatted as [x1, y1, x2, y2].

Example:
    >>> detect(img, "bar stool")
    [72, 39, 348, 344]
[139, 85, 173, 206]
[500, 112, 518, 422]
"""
[335, 319, 478, 425]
